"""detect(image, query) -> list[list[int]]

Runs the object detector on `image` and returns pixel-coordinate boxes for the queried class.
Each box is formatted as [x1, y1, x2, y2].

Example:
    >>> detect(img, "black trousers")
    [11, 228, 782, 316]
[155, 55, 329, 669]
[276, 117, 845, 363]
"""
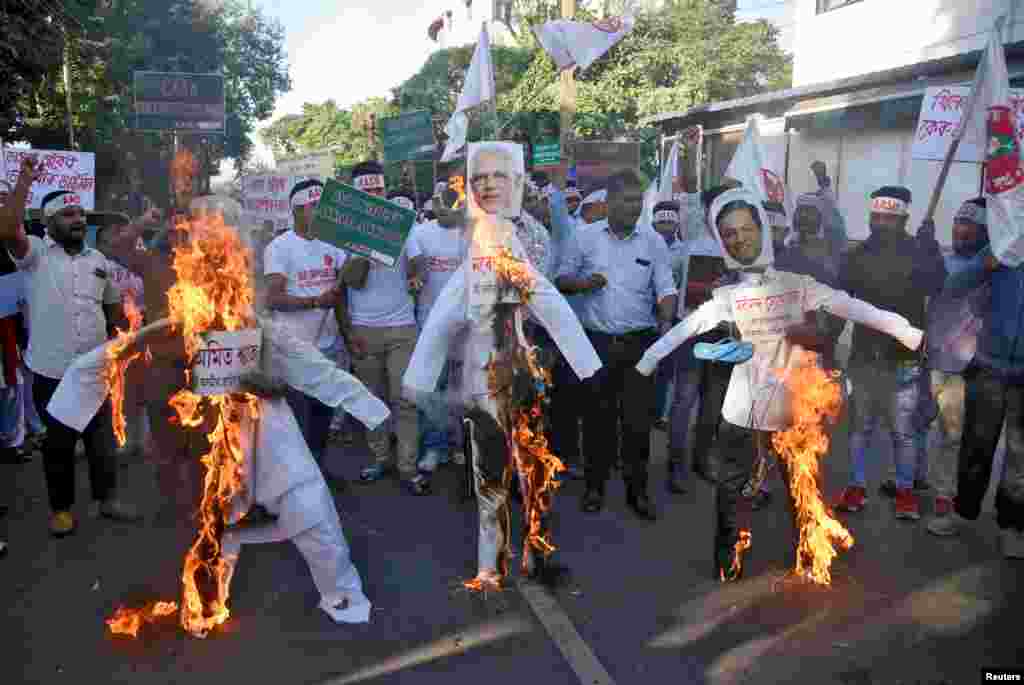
[32, 372, 117, 512]
[956, 365, 1024, 531]
[549, 351, 583, 466]
[582, 329, 658, 491]
[711, 422, 798, 578]
[693, 357, 733, 482]
[284, 387, 335, 463]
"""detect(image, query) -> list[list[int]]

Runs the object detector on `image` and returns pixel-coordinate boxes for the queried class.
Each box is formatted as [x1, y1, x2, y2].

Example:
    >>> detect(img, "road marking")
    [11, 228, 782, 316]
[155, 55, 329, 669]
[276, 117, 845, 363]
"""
[516, 580, 617, 685]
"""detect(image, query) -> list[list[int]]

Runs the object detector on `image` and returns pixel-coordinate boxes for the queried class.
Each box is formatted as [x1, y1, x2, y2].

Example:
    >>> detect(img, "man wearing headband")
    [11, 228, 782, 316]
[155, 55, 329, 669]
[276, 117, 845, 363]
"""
[0, 157, 141, 537]
[556, 170, 677, 520]
[835, 186, 946, 521]
[943, 198, 1024, 558]
[579, 189, 607, 224]
[340, 161, 424, 495]
[636, 186, 924, 581]
[261, 179, 348, 488]
[912, 198, 988, 538]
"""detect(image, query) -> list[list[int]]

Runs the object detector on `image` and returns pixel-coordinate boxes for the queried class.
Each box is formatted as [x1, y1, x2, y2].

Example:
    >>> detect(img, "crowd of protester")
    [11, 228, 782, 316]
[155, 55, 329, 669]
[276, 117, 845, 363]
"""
[1, 152, 1021, 570]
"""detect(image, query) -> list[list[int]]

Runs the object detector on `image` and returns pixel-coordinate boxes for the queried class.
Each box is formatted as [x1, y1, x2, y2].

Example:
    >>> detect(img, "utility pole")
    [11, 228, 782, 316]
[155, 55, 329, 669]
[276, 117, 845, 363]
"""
[559, 0, 576, 188]
[63, 30, 76, 149]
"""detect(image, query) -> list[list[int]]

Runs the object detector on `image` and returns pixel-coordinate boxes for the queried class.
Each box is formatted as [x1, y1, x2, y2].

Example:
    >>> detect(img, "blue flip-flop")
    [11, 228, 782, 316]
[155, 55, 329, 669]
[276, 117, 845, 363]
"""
[693, 337, 754, 364]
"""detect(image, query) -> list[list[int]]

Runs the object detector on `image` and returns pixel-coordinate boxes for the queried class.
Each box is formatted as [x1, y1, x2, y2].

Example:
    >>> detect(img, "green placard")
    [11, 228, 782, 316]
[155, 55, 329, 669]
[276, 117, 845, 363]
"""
[312, 179, 416, 268]
[380, 110, 436, 163]
[532, 140, 561, 167]
[133, 71, 225, 132]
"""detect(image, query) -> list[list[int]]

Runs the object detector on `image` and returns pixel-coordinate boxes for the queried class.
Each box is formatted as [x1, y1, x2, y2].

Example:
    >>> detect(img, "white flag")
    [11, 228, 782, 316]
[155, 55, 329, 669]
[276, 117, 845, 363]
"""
[455, 23, 495, 113]
[658, 140, 680, 204]
[440, 23, 496, 163]
[973, 17, 1024, 266]
[440, 112, 469, 163]
[725, 115, 793, 220]
[532, 15, 635, 73]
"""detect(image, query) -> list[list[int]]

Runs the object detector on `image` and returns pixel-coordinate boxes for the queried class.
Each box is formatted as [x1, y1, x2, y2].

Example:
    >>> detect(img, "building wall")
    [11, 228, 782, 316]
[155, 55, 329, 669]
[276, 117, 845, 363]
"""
[793, 0, 1024, 87]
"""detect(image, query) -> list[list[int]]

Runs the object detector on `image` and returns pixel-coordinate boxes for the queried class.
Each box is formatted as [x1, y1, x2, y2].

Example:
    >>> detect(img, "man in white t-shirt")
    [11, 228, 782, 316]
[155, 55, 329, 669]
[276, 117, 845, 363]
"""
[340, 162, 425, 495]
[264, 179, 347, 487]
[406, 183, 470, 471]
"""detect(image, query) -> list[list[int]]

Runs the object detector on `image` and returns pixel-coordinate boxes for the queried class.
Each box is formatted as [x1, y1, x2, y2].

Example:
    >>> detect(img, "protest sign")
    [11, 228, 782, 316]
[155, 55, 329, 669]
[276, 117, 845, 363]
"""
[134, 71, 225, 133]
[312, 179, 416, 268]
[277, 151, 335, 178]
[912, 85, 1024, 162]
[2, 147, 96, 210]
[380, 110, 437, 163]
[191, 328, 262, 396]
[574, 141, 639, 193]
[730, 281, 803, 346]
[0, 271, 25, 318]
[241, 173, 295, 233]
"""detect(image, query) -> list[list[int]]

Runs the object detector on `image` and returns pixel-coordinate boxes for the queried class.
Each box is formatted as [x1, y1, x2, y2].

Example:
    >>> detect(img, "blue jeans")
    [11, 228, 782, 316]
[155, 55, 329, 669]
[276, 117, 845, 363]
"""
[667, 341, 702, 486]
[418, 361, 452, 471]
[848, 363, 927, 490]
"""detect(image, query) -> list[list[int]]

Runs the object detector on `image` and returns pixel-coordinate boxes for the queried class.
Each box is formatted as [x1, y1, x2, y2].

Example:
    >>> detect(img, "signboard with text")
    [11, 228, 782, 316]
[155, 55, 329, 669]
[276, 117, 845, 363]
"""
[912, 85, 1024, 162]
[191, 328, 262, 396]
[241, 172, 323, 233]
[2, 147, 96, 210]
[312, 179, 416, 268]
[380, 110, 436, 163]
[133, 71, 225, 132]
[276, 151, 335, 178]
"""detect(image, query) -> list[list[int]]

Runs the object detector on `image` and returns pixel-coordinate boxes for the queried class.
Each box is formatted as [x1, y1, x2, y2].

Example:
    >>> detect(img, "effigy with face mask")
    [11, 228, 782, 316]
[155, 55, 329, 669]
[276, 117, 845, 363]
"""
[403, 142, 601, 589]
[636, 186, 925, 584]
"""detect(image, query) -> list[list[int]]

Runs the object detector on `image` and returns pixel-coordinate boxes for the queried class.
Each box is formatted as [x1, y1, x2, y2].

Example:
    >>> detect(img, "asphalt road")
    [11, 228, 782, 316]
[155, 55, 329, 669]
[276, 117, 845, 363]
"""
[1, 413, 1021, 685]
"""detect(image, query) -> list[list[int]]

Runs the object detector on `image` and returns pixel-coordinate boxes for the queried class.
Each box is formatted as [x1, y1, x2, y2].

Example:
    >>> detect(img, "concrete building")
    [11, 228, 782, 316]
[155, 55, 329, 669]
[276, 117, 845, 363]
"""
[648, 0, 1024, 244]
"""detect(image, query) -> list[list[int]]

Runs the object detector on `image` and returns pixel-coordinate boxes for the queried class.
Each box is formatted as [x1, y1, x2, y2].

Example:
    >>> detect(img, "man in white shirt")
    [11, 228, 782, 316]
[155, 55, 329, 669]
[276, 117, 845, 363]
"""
[0, 157, 139, 537]
[406, 184, 470, 470]
[341, 161, 425, 495]
[264, 179, 347, 488]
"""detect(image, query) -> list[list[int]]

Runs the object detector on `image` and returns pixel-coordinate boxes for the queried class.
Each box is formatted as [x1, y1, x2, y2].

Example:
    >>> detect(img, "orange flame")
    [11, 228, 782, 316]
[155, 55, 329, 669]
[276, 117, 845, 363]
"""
[771, 353, 853, 586]
[106, 601, 179, 638]
[448, 175, 466, 209]
[104, 210, 259, 639]
[720, 529, 752, 581]
[171, 149, 197, 205]
[104, 291, 144, 447]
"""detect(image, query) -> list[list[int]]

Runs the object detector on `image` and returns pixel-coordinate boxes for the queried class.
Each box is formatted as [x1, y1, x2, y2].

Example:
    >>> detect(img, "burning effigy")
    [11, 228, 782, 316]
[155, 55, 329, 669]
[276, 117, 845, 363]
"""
[46, 203, 390, 638]
[636, 187, 924, 584]
[404, 142, 601, 589]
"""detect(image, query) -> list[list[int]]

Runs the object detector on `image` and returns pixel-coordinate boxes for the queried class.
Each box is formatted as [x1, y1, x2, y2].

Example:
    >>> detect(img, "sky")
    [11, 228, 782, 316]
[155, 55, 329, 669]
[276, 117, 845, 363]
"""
[241, 0, 488, 167]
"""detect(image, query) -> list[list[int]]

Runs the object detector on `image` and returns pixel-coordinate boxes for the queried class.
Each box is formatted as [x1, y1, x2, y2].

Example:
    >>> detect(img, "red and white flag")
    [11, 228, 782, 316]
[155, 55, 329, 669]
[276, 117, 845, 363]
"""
[965, 17, 1024, 266]
[532, 15, 635, 72]
[725, 115, 794, 221]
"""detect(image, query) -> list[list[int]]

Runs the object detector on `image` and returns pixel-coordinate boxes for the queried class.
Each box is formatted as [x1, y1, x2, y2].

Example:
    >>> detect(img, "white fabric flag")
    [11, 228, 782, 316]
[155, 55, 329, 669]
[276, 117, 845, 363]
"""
[725, 116, 794, 221]
[440, 23, 496, 162]
[532, 15, 635, 72]
[659, 140, 680, 204]
[972, 17, 1024, 266]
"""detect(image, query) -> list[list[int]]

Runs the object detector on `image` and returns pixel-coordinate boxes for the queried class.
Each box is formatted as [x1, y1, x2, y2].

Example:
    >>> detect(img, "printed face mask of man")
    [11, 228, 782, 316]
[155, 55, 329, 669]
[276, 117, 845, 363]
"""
[470, 151, 514, 215]
[717, 205, 763, 266]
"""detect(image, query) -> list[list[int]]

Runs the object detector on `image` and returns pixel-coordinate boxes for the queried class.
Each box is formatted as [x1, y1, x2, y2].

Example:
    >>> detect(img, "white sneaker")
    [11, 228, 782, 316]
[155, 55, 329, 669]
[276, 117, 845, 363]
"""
[1000, 528, 1024, 559]
[926, 512, 963, 537]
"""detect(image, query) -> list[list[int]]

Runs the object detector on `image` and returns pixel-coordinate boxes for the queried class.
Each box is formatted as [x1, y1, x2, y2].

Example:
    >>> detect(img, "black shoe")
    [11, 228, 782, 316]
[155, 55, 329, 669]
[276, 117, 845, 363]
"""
[529, 557, 572, 588]
[582, 488, 603, 513]
[627, 489, 658, 521]
[0, 446, 31, 465]
[666, 459, 688, 495]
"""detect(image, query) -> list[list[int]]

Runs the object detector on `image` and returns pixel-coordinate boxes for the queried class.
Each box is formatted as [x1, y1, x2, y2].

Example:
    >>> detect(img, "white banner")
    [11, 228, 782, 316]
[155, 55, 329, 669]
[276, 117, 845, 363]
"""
[730, 281, 803, 346]
[0, 271, 25, 318]
[276, 151, 335, 179]
[242, 172, 321, 233]
[2, 147, 96, 210]
[191, 328, 262, 396]
[912, 86, 1024, 162]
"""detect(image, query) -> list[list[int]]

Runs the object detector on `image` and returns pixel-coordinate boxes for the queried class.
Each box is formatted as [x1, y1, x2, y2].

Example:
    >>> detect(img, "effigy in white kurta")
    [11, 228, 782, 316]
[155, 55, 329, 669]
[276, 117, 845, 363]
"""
[404, 225, 601, 586]
[47, 318, 390, 624]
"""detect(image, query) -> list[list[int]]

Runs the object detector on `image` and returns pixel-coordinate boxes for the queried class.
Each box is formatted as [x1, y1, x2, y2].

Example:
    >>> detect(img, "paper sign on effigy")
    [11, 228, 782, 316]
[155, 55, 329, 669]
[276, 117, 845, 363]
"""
[730, 282, 804, 346]
[2, 147, 96, 210]
[912, 86, 1024, 162]
[190, 328, 262, 396]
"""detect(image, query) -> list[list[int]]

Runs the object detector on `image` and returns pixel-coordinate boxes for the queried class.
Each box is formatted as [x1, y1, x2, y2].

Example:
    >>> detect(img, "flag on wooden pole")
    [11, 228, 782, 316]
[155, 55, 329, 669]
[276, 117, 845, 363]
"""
[532, 14, 635, 72]
[440, 23, 496, 162]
